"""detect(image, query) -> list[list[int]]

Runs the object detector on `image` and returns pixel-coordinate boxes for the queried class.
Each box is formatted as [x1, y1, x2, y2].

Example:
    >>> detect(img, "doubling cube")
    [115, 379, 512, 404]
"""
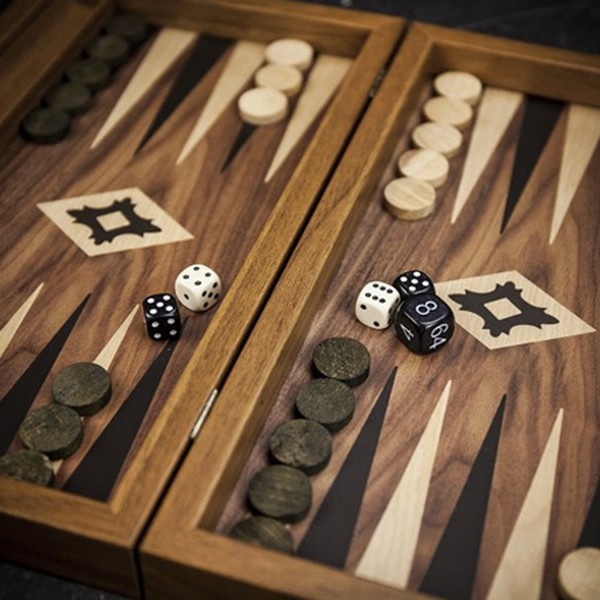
[394, 293, 454, 354]
[392, 269, 435, 301]
[355, 281, 401, 330]
[142, 293, 181, 341]
[175, 264, 222, 312]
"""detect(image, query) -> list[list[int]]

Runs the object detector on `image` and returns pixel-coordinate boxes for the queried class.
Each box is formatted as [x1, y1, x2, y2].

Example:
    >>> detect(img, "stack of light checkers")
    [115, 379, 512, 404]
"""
[20, 12, 149, 144]
[229, 337, 370, 554]
[238, 38, 314, 125]
[0, 363, 112, 486]
[383, 70, 483, 220]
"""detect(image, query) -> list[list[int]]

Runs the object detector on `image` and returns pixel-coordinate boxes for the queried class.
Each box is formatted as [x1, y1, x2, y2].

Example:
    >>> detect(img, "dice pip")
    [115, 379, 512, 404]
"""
[355, 281, 401, 330]
[392, 269, 435, 301]
[175, 264, 222, 312]
[394, 293, 454, 354]
[142, 293, 181, 341]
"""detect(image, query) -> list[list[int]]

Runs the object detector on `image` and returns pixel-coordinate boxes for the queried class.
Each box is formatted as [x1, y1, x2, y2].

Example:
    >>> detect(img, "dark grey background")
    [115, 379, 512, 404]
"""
[1, 0, 597, 598]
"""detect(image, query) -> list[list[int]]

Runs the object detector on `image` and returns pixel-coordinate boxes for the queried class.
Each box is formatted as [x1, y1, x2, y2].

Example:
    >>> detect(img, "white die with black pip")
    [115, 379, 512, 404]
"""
[355, 281, 401, 330]
[142, 293, 181, 341]
[175, 264, 222, 312]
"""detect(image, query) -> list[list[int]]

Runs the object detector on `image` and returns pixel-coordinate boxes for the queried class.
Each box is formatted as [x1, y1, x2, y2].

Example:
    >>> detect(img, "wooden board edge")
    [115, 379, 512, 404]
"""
[141, 528, 430, 600]
[0, 0, 48, 54]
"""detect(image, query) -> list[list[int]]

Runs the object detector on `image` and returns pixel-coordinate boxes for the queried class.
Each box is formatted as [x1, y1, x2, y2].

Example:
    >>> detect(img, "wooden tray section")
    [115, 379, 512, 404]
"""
[141, 23, 600, 600]
[0, 0, 401, 596]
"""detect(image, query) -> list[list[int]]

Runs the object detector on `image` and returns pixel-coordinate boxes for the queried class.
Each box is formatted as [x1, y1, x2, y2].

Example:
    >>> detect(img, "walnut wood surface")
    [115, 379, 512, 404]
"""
[142, 24, 600, 600]
[0, 1, 401, 596]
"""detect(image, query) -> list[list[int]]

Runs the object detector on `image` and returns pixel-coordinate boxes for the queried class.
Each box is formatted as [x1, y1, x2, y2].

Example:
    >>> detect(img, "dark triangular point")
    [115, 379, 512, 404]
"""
[500, 96, 563, 233]
[63, 333, 179, 500]
[221, 122, 256, 172]
[420, 395, 506, 599]
[0, 295, 90, 454]
[297, 367, 397, 568]
[578, 471, 600, 547]
[137, 35, 232, 153]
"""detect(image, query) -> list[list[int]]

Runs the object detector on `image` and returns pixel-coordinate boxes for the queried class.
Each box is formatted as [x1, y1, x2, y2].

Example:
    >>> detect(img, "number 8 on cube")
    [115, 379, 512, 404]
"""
[394, 293, 454, 354]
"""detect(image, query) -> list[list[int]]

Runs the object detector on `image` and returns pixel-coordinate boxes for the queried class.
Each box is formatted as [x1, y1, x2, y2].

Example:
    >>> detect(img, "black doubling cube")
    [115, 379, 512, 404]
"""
[394, 293, 454, 354]
[142, 293, 181, 341]
[392, 269, 435, 301]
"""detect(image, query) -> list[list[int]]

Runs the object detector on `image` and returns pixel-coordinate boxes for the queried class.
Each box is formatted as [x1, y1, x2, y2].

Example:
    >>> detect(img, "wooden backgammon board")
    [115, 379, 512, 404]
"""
[1, 2, 599, 600]
[0, 0, 400, 596]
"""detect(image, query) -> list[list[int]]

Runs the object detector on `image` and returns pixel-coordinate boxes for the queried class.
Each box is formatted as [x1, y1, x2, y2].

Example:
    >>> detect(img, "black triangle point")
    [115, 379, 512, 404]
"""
[0, 295, 90, 454]
[578, 472, 600, 548]
[221, 122, 256, 172]
[297, 366, 397, 568]
[500, 96, 563, 233]
[63, 334, 179, 501]
[137, 35, 232, 153]
[420, 395, 507, 600]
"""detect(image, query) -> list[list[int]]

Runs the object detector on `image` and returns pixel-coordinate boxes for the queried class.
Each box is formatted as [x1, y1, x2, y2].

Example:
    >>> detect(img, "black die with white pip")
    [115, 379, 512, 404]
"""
[392, 269, 435, 301]
[394, 293, 454, 354]
[355, 281, 401, 330]
[142, 293, 181, 341]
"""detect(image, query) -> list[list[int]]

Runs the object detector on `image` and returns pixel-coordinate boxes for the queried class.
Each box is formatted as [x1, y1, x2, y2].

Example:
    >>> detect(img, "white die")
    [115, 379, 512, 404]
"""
[355, 281, 400, 330]
[175, 264, 222, 312]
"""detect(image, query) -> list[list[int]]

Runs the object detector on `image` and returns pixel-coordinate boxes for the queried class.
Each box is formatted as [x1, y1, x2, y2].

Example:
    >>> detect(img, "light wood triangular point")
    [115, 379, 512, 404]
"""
[91, 28, 198, 149]
[93, 306, 138, 371]
[355, 380, 451, 589]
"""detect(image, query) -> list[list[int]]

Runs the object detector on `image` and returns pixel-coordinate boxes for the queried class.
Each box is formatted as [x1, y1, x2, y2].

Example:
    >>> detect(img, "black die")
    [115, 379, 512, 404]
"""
[142, 293, 181, 341]
[394, 293, 454, 354]
[392, 270, 435, 301]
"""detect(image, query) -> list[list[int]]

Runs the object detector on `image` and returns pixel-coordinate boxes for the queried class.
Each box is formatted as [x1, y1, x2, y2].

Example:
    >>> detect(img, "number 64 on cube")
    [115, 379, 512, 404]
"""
[394, 293, 454, 354]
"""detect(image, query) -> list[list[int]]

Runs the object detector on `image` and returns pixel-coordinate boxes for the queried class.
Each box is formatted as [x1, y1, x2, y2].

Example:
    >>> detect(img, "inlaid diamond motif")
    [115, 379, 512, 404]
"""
[38, 187, 193, 257]
[436, 271, 594, 350]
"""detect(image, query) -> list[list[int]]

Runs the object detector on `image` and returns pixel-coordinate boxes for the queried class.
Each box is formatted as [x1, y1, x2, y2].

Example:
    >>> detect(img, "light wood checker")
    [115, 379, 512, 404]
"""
[558, 547, 600, 600]
[211, 29, 600, 600]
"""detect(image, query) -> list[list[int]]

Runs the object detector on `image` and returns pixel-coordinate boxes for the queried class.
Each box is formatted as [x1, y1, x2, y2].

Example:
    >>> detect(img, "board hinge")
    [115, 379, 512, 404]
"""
[368, 66, 387, 98]
[190, 388, 219, 440]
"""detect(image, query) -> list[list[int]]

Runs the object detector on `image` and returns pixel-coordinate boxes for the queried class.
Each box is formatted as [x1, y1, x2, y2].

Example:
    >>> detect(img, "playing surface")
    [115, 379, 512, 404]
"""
[0, 25, 351, 500]
[216, 79, 600, 599]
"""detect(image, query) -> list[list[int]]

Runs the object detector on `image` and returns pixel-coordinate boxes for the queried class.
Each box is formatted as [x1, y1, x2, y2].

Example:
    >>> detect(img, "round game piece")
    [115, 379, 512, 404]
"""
[558, 547, 600, 600]
[21, 108, 70, 144]
[311, 337, 370, 388]
[86, 34, 131, 69]
[433, 70, 483, 106]
[44, 81, 92, 116]
[295, 378, 356, 432]
[0, 450, 54, 487]
[105, 12, 149, 46]
[66, 58, 112, 92]
[19, 404, 83, 460]
[383, 176, 436, 220]
[411, 121, 463, 158]
[269, 419, 332, 475]
[254, 64, 303, 97]
[265, 38, 314, 72]
[397, 148, 449, 188]
[248, 465, 312, 523]
[238, 87, 288, 126]
[423, 96, 473, 130]
[229, 516, 293, 554]
[52, 362, 112, 416]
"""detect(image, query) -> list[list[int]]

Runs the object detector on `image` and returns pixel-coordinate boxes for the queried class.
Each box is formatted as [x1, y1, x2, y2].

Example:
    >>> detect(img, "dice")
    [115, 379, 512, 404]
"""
[175, 264, 222, 312]
[355, 281, 401, 330]
[142, 293, 181, 341]
[392, 269, 435, 301]
[394, 293, 454, 354]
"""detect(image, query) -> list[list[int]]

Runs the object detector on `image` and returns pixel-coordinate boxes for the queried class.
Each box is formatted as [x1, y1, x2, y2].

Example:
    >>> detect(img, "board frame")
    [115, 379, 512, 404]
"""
[0, 1, 402, 596]
[140, 23, 600, 600]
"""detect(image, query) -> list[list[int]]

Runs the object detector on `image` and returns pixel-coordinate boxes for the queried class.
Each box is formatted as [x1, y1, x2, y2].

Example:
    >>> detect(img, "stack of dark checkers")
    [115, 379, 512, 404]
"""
[229, 337, 370, 553]
[0, 362, 112, 487]
[20, 12, 150, 144]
